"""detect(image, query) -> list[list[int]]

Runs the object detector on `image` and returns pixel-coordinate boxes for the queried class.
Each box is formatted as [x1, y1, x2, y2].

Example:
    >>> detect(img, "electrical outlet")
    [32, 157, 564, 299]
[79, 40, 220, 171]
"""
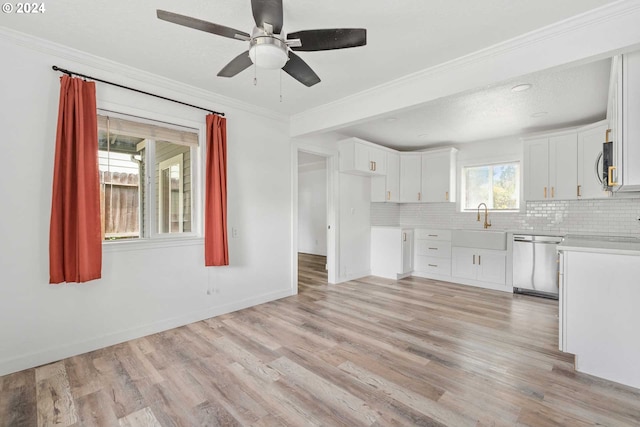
[232, 227, 238, 238]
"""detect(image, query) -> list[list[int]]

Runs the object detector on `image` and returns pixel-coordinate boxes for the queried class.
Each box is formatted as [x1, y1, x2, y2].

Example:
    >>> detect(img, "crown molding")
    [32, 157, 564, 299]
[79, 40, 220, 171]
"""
[291, 0, 640, 137]
[0, 26, 289, 124]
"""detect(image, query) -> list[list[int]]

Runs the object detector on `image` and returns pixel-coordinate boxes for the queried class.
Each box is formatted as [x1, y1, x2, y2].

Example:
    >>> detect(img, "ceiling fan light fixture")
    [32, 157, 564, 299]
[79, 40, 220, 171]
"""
[249, 37, 289, 69]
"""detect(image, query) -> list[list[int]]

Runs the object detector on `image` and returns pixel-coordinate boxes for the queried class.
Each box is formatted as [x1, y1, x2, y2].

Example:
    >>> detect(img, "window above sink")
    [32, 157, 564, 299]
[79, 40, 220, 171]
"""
[461, 162, 520, 212]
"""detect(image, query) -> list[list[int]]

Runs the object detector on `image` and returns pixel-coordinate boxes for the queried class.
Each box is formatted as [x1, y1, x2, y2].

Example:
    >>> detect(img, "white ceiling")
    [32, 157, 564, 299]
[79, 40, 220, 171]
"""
[0, 0, 618, 118]
[338, 58, 612, 150]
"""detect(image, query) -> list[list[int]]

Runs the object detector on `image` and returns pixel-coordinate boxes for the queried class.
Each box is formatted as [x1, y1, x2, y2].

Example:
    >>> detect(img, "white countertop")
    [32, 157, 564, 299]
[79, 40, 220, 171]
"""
[559, 236, 640, 256]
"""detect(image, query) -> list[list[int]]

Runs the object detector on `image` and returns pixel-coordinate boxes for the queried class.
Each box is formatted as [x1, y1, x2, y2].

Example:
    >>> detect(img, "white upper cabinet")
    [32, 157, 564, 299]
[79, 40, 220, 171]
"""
[524, 138, 550, 201]
[399, 153, 422, 202]
[577, 122, 609, 199]
[339, 137, 387, 176]
[420, 148, 457, 203]
[607, 56, 622, 189]
[372, 151, 400, 202]
[550, 134, 578, 200]
[609, 51, 640, 191]
[523, 132, 577, 201]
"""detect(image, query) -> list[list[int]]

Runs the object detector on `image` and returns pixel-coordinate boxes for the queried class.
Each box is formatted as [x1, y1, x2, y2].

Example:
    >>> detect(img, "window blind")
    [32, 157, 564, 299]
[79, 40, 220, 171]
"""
[97, 115, 198, 147]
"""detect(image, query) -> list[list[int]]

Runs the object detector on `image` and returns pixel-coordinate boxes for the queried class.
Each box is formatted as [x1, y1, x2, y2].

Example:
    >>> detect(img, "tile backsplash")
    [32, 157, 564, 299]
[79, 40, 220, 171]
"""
[371, 197, 640, 236]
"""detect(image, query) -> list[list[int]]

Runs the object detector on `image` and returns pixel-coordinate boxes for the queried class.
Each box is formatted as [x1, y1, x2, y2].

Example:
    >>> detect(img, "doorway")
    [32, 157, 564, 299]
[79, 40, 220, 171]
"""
[297, 151, 329, 290]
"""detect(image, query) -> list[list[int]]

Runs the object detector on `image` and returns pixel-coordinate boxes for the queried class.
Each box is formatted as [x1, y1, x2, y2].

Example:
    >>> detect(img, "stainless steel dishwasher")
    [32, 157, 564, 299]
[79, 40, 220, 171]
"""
[512, 234, 563, 299]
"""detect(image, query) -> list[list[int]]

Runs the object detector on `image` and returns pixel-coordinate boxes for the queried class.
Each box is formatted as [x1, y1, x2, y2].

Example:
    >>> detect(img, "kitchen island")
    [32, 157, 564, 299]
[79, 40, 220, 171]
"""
[558, 236, 640, 389]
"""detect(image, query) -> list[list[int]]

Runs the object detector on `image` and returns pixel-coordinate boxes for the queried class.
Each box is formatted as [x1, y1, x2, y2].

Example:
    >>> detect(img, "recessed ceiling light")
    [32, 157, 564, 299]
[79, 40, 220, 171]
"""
[511, 83, 532, 92]
[531, 111, 548, 118]
[386, 117, 398, 122]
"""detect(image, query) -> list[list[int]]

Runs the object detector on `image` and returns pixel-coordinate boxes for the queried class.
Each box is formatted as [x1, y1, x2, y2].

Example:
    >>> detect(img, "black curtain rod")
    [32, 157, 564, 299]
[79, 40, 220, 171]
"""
[52, 65, 224, 117]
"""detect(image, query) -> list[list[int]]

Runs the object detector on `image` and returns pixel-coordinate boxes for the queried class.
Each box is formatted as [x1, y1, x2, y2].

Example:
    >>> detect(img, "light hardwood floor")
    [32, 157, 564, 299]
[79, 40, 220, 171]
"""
[1, 253, 639, 426]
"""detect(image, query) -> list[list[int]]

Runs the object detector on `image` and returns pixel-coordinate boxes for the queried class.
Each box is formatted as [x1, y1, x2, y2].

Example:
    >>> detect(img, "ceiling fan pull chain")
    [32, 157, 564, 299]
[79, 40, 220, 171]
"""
[253, 47, 258, 86]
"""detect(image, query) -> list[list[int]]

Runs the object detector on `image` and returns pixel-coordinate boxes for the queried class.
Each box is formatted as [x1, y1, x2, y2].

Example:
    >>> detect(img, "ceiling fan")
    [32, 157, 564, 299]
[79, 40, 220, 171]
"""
[156, 0, 367, 87]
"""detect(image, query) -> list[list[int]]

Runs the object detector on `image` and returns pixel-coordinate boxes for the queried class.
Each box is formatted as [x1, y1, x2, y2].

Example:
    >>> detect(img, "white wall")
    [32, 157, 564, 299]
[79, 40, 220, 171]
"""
[298, 162, 327, 256]
[339, 173, 371, 281]
[0, 33, 293, 375]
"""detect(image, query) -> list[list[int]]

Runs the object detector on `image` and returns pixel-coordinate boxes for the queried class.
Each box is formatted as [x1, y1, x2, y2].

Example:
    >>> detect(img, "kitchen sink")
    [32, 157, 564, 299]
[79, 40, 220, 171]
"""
[451, 229, 507, 250]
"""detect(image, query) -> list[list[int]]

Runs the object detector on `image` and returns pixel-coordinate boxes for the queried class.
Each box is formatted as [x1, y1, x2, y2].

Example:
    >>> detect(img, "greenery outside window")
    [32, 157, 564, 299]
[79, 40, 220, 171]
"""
[462, 162, 520, 211]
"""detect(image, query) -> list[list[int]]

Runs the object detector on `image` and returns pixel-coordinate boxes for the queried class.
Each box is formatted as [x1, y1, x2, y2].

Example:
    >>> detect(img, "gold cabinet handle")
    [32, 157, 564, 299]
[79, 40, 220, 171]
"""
[373, 161, 377, 171]
[544, 187, 547, 198]
[608, 166, 618, 186]
[387, 191, 391, 201]
[551, 187, 555, 198]
[478, 255, 481, 265]
[577, 185, 582, 197]
[606, 128, 612, 142]
[473, 255, 476, 265]
[445, 191, 449, 201]
[403, 232, 407, 242]
[428, 264, 438, 267]
[418, 192, 421, 201]
[369, 161, 373, 171]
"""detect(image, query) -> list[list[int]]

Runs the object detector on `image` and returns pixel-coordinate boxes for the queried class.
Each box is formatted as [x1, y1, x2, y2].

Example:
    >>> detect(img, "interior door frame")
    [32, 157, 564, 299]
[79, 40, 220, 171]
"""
[292, 144, 338, 289]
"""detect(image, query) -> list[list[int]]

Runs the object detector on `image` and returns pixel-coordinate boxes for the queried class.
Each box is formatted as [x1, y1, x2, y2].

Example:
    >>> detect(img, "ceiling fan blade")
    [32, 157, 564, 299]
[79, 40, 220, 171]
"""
[283, 52, 320, 87]
[217, 51, 253, 77]
[251, 0, 283, 34]
[287, 29, 367, 51]
[157, 10, 250, 40]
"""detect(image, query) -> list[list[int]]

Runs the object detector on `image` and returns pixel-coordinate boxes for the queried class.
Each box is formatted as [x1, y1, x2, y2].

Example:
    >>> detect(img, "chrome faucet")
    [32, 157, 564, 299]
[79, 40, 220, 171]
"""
[477, 203, 492, 229]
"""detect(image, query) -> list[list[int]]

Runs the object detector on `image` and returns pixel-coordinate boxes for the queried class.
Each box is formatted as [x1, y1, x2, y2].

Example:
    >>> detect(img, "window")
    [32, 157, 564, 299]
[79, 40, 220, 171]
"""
[462, 162, 520, 211]
[98, 114, 198, 241]
[158, 153, 184, 233]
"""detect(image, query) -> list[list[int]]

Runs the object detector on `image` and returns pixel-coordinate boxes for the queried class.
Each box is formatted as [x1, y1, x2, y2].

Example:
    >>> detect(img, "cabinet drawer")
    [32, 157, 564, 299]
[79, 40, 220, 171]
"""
[415, 229, 451, 241]
[415, 256, 451, 276]
[416, 240, 451, 258]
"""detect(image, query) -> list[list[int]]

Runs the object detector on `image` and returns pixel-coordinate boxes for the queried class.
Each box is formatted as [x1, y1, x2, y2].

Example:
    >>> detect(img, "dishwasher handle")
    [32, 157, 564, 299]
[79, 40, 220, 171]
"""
[514, 235, 563, 244]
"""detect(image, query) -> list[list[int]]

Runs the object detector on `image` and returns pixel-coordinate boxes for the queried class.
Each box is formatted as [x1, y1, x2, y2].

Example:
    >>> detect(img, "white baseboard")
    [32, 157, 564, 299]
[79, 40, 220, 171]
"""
[411, 271, 453, 282]
[449, 276, 512, 293]
[401, 271, 512, 293]
[0, 288, 294, 377]
[337, 269, 371, 283]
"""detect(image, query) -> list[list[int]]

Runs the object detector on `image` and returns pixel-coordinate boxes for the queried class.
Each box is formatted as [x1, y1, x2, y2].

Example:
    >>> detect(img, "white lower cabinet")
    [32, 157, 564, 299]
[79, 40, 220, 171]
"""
[451, 247, 506, 289]
[413, 229, 452, 280]
[372, 228, 508, 292]
[370, 227, 413, 280]
[559, 248, 640, 389]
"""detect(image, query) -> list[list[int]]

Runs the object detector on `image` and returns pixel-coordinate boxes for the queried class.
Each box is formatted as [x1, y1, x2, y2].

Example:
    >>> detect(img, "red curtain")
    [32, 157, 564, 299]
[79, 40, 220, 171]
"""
[49, 76, 102, 284]
[205, 114, 229, 266]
